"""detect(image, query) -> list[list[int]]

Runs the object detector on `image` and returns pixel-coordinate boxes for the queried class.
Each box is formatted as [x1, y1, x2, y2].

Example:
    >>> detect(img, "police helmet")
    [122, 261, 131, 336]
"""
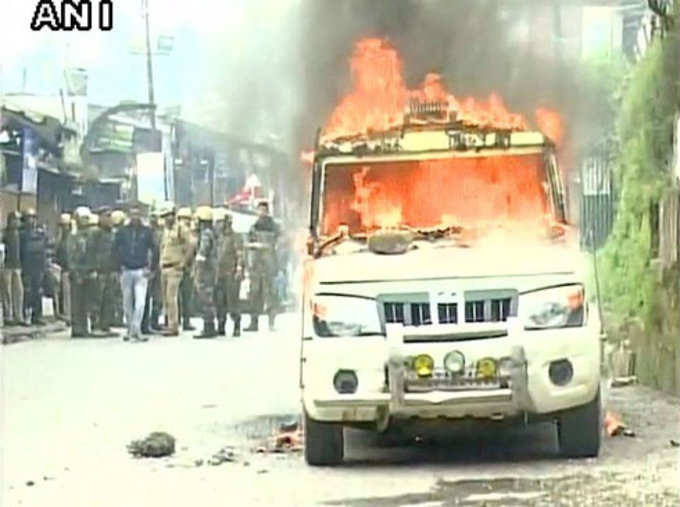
[177, 207, 192, 219]
[212, 207, 227, 222]
[74, 206, 91, 218]
[195, 206, 213, 222]
[158, 202, 176, 217]
[111, 210, 126, 226]
[59, 213, 72, 225]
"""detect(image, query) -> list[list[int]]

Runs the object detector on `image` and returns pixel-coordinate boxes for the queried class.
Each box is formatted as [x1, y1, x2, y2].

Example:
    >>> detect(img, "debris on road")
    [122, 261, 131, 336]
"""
[207, 446, 238, 466]
[127, 432, 176, 458]
[612, 376, 637, 388]
[254, 418, 304, 454]
[604, 411, 627, 436]
[26, 480, 35, 487]
[670, 440, 680, 447]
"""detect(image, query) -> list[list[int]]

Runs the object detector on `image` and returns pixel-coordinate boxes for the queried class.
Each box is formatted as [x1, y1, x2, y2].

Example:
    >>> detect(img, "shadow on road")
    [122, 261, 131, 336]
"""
[342, 420, 561, 467]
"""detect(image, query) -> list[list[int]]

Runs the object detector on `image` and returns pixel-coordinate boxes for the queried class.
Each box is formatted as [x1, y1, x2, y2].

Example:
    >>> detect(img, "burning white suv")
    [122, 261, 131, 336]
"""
[300, 124, 604, 466]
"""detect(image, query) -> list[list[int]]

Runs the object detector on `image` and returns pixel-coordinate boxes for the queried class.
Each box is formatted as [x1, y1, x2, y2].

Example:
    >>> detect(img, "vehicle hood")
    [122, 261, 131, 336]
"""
[314, 241, 583, 283]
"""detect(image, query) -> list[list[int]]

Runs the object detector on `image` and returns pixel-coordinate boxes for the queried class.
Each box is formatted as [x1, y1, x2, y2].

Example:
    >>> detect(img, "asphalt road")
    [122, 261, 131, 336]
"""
[1, 315, 679, 506]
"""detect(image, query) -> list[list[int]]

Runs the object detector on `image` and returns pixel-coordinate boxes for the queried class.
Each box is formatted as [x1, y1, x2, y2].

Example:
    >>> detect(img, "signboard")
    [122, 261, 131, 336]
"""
[22, 128, 37, 194]
[64, 68, 88, 97]
[136, 152, 165, 205]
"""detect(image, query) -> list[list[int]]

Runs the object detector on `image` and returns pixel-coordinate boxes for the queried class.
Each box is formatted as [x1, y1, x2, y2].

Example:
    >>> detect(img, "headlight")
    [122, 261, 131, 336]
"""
[413, 354, 435, 377]
[518, 285, 585, 330]
[312, 295, 382, 337]
[476, 357, 497, 379]
[444, 351, 465, 374]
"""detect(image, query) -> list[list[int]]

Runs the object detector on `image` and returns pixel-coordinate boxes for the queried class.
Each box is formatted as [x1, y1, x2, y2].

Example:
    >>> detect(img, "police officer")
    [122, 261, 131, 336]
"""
[2, 211, 25, 326]
[215, 211, 243, 337]
[91, 207, 118, 335]
[68, 207, 95, 337]
[158, 202, 191, 336]
[55, 213, 72, 325]
[19, 208, 47, 326]
[110, 210, 126, 327]
[193, 206, 218, 339]
[142, 210, 163, 334]
[244, 201, 280, 332]
[177, 207, 196, 331]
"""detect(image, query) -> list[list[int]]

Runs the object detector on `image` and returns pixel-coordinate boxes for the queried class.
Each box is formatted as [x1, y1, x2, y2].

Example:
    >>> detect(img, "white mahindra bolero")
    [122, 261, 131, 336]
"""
[300, 125, 605, 466]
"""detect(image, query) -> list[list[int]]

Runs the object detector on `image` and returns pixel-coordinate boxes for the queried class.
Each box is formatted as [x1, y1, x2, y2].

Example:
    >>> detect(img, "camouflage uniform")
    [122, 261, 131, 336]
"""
[179, 231, 197, 330]
[245, 224, 279, 331]
[91, 223, 117, 333]
[215, 222, 243, 336]
[68, 224, 95, 337]
[55, 225, 72, 324]
[194, 223, 217, 338]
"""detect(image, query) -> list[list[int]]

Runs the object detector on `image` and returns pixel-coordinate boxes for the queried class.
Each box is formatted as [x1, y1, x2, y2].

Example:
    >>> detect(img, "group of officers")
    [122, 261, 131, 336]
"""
[0, 200, 282, 341]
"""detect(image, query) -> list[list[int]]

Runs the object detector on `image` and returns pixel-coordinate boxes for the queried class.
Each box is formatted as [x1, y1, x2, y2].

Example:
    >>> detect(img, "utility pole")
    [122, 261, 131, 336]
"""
[142, 0, 156, 130]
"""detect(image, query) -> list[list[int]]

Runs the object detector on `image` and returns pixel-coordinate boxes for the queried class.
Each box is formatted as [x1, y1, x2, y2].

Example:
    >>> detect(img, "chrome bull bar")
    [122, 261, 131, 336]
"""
[385, 323, 533, 414]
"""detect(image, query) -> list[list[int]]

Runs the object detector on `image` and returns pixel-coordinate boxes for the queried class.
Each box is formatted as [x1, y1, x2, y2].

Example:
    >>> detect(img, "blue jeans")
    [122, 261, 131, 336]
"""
[120, 268, 148, 339]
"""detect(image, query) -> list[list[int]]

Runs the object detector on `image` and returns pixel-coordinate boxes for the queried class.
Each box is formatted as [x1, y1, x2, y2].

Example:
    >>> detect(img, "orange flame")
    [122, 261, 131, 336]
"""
[300, 150, 315, 165]
[350, 166, 403, 228]
[322, 38, 530, 142]
[604, 411, 626, 437]
[535, 108, 564, 146]
[323, 155, 550, 234]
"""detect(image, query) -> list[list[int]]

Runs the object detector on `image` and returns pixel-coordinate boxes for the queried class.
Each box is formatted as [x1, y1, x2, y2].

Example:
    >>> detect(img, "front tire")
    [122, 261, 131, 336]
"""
[304, 411, 344, 466]
[557, 388, 602, 458]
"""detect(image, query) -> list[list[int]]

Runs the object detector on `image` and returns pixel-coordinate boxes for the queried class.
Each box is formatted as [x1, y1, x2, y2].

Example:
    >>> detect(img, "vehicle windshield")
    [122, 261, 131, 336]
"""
[321, 152, 552, 236]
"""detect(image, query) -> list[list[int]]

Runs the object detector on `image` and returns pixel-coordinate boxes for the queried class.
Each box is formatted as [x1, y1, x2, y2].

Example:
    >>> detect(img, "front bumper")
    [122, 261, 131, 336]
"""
[302, 323, 600, 423]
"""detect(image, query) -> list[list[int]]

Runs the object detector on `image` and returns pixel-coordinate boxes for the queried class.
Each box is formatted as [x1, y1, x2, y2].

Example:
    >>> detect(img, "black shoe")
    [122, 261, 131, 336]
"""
[244, 316, 258, 332]
[194, 330, 218, 339]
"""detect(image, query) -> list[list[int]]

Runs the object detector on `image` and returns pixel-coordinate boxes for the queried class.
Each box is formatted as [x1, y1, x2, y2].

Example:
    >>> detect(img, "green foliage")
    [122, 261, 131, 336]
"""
[599, 33, 679, 330]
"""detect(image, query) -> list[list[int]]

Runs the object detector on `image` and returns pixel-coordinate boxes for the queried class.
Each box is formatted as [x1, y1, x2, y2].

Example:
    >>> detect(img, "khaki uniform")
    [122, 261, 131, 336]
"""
[160, 222, 191, 333]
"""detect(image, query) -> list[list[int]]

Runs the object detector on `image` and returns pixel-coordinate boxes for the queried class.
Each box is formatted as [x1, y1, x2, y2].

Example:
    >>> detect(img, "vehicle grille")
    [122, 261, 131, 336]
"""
[410, 303, 432, 326]
[437, 303, 458, 324]
[381, 293, 515, 328]
[384, 302, 405, 324]
[465, 298, 511, 323]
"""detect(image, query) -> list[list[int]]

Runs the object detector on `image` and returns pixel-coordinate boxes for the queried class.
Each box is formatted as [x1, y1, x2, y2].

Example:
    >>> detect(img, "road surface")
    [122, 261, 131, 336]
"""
[2, 315, 679, 506]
